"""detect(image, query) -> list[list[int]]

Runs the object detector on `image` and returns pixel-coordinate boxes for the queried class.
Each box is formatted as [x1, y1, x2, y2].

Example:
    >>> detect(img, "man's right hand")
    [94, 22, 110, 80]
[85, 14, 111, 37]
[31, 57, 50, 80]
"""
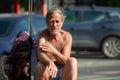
[47, 61, 58, 78]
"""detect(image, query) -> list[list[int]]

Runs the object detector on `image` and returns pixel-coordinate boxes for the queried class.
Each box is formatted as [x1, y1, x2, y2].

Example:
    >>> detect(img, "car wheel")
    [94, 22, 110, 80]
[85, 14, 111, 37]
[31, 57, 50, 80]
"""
[0, 55, 8, 80]
[102, 37, 120, 58]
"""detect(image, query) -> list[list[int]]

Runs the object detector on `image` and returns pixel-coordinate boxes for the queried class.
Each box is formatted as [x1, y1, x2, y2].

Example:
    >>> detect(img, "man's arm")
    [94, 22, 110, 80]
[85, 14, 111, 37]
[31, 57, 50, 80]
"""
[37, 48, 51, 65]
[37, 35, 58, 78]
[36, 34, 51, 65]
[39, 32, 72, 65]
[54, 32, 72, 65]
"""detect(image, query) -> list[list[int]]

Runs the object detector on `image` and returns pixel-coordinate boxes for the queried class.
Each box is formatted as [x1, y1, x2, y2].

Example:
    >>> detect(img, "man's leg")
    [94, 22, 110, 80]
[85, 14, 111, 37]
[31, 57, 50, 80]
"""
[61, 57, 78, 80]
[36, 62, 50, 80]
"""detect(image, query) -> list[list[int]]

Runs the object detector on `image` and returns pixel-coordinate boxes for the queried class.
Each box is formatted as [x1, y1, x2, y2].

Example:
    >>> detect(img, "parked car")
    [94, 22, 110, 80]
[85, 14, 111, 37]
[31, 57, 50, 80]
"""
[0, 13, 47, 79]
[62, 6, 120, 58]
[0, 13, 46, 55]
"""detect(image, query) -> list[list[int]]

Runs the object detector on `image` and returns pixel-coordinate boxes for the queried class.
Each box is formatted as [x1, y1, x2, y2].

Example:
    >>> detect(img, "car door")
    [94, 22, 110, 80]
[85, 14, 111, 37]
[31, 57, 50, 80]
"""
[63, 10, 107, 49]
[92, 11, 120, 46]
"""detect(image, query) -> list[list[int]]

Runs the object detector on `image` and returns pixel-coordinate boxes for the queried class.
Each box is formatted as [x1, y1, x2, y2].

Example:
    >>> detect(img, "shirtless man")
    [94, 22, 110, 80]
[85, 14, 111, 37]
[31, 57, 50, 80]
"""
[36, 8, 78, 80]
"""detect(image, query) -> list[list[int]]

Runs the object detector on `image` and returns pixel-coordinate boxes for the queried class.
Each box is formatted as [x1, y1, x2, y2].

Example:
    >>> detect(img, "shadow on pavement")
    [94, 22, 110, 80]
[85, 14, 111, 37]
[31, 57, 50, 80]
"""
[71, 51, 106, 59]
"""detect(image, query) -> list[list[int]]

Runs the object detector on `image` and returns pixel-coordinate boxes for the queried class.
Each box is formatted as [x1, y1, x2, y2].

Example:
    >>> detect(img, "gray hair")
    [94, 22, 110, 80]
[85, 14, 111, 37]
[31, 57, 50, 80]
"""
[46, 8, 66, 22]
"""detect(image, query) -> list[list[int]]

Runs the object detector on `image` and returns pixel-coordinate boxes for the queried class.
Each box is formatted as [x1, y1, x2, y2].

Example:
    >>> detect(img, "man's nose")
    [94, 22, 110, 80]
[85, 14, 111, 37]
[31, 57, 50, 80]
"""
[53, 22, 57, 27]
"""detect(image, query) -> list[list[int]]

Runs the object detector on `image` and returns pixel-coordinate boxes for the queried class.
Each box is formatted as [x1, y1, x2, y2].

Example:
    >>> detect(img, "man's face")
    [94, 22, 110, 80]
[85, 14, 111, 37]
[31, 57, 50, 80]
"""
[46, 12, 63, 35]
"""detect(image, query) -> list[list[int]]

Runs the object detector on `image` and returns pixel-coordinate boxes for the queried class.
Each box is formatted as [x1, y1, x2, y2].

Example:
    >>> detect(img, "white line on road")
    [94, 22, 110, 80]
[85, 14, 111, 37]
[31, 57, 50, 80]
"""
[78, 76, 120, 80]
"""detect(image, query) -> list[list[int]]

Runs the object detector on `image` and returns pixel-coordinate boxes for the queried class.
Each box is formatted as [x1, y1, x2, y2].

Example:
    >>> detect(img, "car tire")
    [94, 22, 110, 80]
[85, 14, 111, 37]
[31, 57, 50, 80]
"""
[102, 37, 120, 58]
[0, 55, 8, 80]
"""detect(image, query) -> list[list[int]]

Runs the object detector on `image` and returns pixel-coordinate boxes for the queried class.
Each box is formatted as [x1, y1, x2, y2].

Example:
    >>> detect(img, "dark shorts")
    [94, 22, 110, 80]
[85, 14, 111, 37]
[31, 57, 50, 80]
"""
[50, 63, 63, 80]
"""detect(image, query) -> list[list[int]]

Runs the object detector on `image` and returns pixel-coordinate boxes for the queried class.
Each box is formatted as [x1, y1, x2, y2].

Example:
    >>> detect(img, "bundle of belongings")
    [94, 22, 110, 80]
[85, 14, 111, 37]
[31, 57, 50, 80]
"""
[4, 31, 33, 80]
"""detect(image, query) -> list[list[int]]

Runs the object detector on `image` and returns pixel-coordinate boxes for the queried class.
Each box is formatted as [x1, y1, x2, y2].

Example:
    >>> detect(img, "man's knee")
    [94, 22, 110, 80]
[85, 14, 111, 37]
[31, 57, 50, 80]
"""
[36, 61, 46, 73]
[36, 62, 42, 69]
[68, 57, 77, 64]
[63, 57, 77, 70]
[61, 57, 77, 79]
[36, 62, 50, 79]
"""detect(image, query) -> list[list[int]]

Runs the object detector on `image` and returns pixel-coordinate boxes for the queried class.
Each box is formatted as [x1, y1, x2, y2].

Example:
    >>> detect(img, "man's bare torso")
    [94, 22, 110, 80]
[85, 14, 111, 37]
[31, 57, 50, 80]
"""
[39, 29, 68, 61]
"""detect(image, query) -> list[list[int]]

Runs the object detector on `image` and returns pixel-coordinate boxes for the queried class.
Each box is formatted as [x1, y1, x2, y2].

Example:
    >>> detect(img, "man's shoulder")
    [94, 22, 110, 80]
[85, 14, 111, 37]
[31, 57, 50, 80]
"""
[62, 30, 71, 36]
[61, 30, 72, 39]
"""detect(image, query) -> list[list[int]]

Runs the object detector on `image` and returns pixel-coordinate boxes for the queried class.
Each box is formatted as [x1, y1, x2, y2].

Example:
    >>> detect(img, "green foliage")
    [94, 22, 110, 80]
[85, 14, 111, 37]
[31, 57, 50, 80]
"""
[20, 0, 29, 11]
[108, 0, 120, 7]
[75, 0, 120, 7]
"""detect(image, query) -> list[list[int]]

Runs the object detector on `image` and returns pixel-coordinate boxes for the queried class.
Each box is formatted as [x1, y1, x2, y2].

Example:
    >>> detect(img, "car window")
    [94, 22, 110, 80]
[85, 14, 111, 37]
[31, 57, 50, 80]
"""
[82, 11, 106, 22]
[0, 18, 15, 37]
[64, 10, 106, 23]
[15, 18, 28, 36]
[15, 16, 46, 36]
[64, 11, 77, 23]
[32, 16, 47, 35]
[108, 12, 120, 19]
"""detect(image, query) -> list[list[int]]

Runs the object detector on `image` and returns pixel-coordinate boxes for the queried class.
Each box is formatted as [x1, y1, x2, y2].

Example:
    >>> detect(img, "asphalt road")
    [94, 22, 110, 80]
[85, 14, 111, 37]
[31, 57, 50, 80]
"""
[0, 51, 120, 80]
[74, 51, 120, 80]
